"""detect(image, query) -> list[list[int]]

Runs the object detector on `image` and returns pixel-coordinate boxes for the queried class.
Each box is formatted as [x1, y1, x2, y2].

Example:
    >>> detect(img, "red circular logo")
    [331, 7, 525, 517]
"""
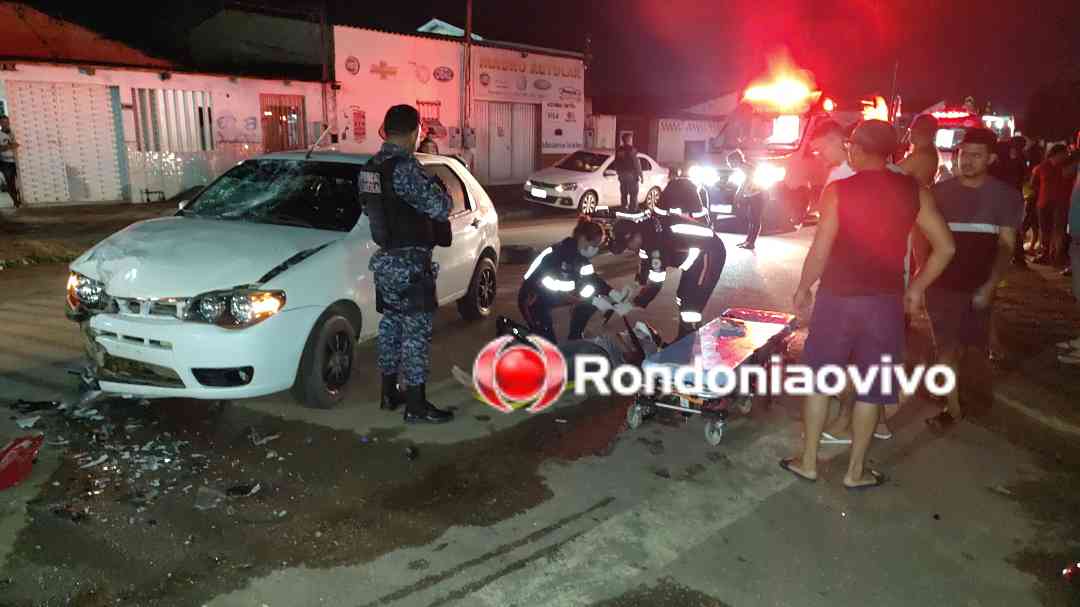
[473, 335, 567, 413]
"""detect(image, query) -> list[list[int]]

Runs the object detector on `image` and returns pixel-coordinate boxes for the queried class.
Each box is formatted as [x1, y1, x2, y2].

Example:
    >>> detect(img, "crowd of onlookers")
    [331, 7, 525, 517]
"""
[990, 134, 1080, 274]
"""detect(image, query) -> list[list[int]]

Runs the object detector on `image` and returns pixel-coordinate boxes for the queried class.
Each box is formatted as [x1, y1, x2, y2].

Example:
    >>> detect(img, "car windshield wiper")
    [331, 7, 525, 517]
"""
[263, 213, 315, 228]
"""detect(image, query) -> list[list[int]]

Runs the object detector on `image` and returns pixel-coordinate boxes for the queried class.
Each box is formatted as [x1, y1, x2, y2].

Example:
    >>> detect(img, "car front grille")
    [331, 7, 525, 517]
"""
[530, 181, 557, 189]
[96, 353, 185, 388]
[113, 297, 189, 320]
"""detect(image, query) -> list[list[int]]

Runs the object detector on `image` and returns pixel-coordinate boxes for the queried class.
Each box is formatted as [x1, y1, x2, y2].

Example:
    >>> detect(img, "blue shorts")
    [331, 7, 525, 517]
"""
[802, 292, 905, 405]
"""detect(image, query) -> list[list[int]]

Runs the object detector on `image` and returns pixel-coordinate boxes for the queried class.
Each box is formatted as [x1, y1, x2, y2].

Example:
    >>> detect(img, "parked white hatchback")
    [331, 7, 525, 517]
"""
[65, 151, 500, 409]
[523, 149, 668, 213]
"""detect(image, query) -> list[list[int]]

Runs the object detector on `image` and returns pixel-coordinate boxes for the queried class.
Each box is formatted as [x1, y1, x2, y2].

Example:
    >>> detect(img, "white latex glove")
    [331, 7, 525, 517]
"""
[613, 302, 634, 316]
[592, 296, 614, 312]
[610, 286, 634, 304]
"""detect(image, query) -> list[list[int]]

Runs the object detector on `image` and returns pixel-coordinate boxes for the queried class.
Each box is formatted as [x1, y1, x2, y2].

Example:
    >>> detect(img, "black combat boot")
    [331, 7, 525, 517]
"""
[381, 374, 403, 411]
[403, 384, 454, 424]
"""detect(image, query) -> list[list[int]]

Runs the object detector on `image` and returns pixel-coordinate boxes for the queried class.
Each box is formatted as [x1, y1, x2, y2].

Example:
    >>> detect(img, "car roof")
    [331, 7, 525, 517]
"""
[255, 150, 452, 165]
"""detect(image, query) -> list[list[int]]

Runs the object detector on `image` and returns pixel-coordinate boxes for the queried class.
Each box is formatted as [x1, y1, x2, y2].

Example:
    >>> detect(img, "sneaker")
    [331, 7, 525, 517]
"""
[1059, 353, 1080, 365]
[1056, 338, 1080, 350]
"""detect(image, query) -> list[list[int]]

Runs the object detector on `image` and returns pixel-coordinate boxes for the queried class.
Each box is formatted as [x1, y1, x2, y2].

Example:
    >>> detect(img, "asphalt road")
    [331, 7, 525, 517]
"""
[0, 212, 1074, 607]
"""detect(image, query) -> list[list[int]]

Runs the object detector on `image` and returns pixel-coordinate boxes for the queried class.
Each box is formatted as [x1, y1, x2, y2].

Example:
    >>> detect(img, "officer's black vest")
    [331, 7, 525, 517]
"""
[359, 156, 450, 249]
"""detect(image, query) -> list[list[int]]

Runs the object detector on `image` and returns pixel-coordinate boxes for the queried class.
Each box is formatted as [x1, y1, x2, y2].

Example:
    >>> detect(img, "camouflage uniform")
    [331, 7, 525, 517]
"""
[368, 143, 451, 387]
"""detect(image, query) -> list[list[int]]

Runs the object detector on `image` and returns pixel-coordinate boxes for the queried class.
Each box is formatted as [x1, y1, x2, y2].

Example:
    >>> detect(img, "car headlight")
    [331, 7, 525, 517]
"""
[687, 165, 721, 187]
[752, 163, 786, 189]
[186, 289, 286, 328]
[555, 182, 578, 192]
[67, 272, 106, 309]
[728, 168, 747, 187]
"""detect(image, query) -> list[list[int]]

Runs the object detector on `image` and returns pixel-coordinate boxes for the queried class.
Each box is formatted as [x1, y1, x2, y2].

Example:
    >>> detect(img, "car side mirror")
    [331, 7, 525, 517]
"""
[603, 170, 617, 177]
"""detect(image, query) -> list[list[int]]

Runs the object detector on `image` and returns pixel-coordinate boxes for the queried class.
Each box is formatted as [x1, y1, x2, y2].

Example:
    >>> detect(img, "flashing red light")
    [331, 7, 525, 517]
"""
[823, 98, 836, 112]
[861, 96, 889, 122]
[931, 110, 973, 120]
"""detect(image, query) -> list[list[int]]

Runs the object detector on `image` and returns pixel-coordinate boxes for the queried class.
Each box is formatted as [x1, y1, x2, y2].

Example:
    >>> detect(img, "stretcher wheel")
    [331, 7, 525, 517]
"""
[627, 403, 645, 430]
[736, 395, 753, 415]
[704, 419, 725, 446]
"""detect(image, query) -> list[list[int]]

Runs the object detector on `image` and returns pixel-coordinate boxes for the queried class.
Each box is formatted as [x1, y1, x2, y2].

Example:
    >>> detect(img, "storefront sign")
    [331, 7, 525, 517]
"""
[471, 47, 584, 153]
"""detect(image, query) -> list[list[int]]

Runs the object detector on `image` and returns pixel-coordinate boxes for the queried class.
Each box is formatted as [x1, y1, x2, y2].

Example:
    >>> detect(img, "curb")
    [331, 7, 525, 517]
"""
[993, 389, 1080, 438]
[0, 254, 78, 270]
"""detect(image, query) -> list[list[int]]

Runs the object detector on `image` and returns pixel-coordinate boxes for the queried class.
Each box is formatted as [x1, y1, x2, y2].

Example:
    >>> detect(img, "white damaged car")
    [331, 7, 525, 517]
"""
[65, 152, 500, 409]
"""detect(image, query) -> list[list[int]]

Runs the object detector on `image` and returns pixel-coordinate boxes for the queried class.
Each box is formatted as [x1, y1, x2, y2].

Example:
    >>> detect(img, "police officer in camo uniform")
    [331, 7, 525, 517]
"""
[363, 105, 454, 424]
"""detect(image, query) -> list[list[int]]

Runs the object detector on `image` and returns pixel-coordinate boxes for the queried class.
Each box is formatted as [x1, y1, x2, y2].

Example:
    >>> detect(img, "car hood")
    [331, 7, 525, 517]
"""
[529, 166, 595, 185]
[71, 217, 343, 298]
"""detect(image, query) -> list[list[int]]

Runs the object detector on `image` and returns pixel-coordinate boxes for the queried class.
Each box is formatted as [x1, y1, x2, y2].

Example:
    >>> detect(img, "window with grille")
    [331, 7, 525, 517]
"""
[132, 88, 214, 152]
[260, 94, 307, 153]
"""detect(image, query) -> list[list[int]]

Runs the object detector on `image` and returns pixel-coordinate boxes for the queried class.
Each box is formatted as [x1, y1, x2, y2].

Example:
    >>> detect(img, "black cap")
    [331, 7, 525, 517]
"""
[383, 105, 420, 136]
[958, 127, 997, 149]
[850, 120, 898, 156]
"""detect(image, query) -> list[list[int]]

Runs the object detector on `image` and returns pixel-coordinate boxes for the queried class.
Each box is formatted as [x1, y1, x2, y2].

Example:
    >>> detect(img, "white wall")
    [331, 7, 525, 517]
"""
[0, 63, 324, 146]
[655, 119, 724, 165]
[0, 63, 326, 203]
[333, 26, 462, 155]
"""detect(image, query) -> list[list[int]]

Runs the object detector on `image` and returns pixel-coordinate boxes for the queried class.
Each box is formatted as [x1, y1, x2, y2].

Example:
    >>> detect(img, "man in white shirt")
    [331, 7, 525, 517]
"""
[0, 115, 20, 208]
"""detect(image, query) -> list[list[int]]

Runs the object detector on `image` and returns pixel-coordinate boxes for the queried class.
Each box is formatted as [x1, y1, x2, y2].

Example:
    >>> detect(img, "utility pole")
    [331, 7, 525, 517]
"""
[463, 0, 473, 150]
[319, 0, 330, 139]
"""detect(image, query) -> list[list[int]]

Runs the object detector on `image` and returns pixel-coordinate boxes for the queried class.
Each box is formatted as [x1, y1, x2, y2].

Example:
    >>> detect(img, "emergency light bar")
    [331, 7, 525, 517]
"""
[931, 110, 972, 120]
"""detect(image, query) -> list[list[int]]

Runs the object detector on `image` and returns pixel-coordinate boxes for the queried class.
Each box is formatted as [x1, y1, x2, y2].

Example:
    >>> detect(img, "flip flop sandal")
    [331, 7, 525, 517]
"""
[820, 432, 852, 445]
[845, 469, 887, 490]
[779, 458, 817, 482]
[925, 410, 961, 428]
[1058, 354, 1080, 365]
[874, 428, 894, 440]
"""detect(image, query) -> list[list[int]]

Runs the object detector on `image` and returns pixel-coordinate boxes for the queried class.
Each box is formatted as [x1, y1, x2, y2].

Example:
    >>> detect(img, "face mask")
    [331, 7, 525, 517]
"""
[581, 245, 599, 258]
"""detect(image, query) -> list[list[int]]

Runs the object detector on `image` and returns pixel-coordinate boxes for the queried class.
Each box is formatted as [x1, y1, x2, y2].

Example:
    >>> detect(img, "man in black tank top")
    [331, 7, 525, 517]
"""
[781, 121, 956, 489]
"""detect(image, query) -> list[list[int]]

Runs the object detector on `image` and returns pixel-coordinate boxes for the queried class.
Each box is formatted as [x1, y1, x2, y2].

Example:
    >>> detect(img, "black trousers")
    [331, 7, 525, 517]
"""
[675, 241, 727, 340]
[744, 193, 765, 244]
[619, 177, 639, 212]
[518, 286, 596, 345]
[1016, 196, 1038, 260]
[0, 162, 19, 207]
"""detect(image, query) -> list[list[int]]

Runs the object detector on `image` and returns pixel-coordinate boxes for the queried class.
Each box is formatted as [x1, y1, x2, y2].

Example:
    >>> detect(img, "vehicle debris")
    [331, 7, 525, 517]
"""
[248, 428, 280, 447]
[227, 483, 262, 498]
[0, 435, 45, 490]
[405, 446, 418, 461]
[195, 486, 226, 511]
[15, 415, 41, 429]
[78, 454, 109, 469]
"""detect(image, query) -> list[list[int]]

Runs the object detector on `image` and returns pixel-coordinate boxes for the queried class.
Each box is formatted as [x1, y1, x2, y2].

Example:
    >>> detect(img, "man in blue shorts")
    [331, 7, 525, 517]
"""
[782, 121, 956, 489]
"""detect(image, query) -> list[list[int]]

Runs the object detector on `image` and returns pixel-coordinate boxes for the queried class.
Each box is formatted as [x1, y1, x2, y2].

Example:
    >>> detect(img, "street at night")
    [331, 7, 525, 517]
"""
[2, 0, 1080, 606]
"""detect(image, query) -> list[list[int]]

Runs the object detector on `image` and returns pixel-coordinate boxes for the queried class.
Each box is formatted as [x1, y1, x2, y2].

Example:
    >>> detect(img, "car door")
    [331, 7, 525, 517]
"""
[636, 155, 656, 203]
[599, 156, 621, 206]
[425, 162, 479, 302]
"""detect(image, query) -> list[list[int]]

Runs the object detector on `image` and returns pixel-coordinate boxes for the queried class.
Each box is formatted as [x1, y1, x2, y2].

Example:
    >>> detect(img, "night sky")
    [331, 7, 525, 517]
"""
[27, 0, 1080, 116]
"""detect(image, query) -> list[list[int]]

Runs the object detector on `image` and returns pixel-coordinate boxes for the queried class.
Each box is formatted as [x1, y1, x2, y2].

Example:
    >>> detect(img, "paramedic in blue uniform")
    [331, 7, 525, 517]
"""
[608, 179, 728, 341]
[365, 105, 454, 424]
[518, 218, 630, 344]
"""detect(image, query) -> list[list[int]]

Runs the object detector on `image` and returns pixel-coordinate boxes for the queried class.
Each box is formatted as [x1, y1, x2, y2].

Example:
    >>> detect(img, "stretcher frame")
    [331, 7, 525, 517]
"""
[625, 308, 798, 446]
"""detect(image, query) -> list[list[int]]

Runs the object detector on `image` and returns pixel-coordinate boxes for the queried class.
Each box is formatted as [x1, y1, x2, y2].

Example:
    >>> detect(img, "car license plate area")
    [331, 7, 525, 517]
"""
[531, 188, 548, 199]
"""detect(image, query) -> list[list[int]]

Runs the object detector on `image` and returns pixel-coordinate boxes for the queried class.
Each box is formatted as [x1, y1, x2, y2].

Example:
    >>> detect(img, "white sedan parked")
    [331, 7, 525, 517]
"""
[524, 149, 669, 213]
[65, 151, 500, 409]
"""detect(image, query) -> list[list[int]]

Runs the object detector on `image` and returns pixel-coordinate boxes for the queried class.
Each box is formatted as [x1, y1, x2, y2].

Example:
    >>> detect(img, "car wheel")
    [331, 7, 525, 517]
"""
[645, 187, 661, 209]
[579, 190, 599, 214]
[292, 308, 357, 409]
[458, 256, 498, 320]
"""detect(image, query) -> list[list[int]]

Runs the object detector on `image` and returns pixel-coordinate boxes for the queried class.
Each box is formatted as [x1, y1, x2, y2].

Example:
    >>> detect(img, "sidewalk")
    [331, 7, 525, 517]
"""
[989, 262, 1080, 434]
[0, 185, 560, 269]
[0, 202, 175, 267]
